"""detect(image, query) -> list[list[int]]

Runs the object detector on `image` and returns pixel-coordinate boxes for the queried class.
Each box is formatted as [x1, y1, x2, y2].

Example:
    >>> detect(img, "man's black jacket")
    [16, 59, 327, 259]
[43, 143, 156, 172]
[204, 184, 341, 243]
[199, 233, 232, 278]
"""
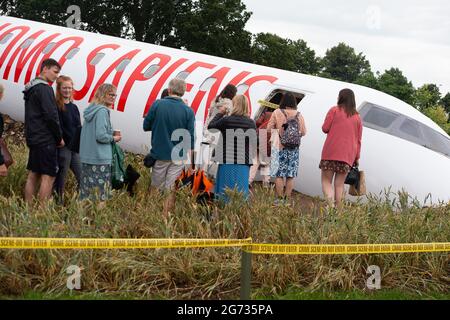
[23, 78, 62, 147]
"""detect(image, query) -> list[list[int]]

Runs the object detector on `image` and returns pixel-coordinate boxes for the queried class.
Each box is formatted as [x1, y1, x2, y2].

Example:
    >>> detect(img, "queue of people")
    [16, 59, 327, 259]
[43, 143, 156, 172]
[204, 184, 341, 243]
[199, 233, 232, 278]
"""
[0, 58, 363, 211]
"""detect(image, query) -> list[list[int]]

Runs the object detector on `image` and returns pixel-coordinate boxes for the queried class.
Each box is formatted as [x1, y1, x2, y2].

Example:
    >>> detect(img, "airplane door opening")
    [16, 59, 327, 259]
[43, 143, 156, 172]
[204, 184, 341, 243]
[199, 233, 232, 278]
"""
[254, 88, 305, 123]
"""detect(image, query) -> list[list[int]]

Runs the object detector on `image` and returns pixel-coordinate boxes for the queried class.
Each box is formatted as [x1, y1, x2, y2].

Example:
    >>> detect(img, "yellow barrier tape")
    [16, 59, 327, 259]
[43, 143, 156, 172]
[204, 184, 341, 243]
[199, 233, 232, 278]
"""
[245, 243, 450, 255]
[0, 237, 252, 249]
[0, 238, 449, 254]
[257, 100, 279, 109]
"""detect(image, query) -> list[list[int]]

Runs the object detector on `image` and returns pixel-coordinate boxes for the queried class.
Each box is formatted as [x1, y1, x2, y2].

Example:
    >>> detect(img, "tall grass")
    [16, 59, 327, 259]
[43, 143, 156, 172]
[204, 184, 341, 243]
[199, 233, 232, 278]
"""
[0, 140, 449, 299]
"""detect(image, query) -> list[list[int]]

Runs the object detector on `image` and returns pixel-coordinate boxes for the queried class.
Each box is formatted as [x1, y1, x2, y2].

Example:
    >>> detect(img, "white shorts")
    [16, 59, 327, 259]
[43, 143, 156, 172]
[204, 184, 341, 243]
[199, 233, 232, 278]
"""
[151, 160, 184, 191]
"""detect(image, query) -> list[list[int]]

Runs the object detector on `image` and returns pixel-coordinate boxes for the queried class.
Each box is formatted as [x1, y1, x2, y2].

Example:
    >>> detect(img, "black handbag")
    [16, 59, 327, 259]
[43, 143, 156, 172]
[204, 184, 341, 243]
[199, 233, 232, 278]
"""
[345, 165, 360, 186]
[143, 153, 157, 168]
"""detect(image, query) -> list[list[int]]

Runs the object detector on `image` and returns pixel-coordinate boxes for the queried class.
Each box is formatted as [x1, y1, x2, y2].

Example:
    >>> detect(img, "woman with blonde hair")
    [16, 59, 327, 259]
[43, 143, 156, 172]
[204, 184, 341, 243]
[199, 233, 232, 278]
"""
[208, 94, 256, 202]
[53, 76, 81, 203]
[79, 83, 122, 201]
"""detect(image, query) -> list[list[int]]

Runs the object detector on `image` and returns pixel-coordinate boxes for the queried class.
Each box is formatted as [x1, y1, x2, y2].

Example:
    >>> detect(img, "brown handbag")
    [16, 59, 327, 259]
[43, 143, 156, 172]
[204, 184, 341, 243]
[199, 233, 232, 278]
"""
[0, 138, 13, 168]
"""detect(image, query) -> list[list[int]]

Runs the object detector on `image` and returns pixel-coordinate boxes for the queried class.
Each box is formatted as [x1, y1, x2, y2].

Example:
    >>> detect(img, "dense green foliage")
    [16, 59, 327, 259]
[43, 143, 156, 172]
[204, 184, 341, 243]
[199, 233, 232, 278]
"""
[320, 43, 371, 83]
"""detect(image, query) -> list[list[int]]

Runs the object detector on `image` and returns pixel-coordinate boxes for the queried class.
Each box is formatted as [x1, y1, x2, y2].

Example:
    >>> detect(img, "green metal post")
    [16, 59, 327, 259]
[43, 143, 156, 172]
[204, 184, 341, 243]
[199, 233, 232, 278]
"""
[240, 248, 252, 300]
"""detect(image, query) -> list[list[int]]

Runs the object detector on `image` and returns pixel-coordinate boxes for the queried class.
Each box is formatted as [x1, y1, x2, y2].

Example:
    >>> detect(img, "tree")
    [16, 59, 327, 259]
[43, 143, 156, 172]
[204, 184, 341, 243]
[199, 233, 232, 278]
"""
[423, 106, 450, 134]
[413, 84, 442, 111]
[377, 68, 415, 105]
[1, 0, 69, 24]
[125, 0, 191, 46]
[291, 39, 321, 75]
[250, 33, 320, 74]
[1, 0, 253, 61]
[440, 93, 450, 115]
[355, 71, 379, 90]
[0, 0, 128, 38]
[320, 43, 371, 83]
[175, 0, 253, 61]
[251, 33, 296, 71]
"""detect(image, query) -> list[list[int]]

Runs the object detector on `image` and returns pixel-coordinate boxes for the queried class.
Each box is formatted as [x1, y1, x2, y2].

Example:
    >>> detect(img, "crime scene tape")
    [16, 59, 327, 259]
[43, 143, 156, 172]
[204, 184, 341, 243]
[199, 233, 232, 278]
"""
[0, 238, 449, 254]
[0, 237, 252, 249]
[244, 243, 450, 255]
[257, 99, 279, 109]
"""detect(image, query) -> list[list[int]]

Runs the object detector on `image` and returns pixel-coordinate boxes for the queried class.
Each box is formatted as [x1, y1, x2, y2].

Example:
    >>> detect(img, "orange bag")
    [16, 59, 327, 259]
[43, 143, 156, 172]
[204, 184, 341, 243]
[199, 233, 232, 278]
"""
[176, 169, 215, 204]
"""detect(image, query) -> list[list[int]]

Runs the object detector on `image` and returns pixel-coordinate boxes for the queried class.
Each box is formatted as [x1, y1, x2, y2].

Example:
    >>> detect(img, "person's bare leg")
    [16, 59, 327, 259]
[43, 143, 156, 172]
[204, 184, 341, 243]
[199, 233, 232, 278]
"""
[24, 172, 40, 206]
[334, 172, 347, 208]
[249, 164, 258, 185]
[321, 169, 335, 207]
[285, 177, 295, 198]
[275, 177, 284, 198]
[163, 192, 176, 218]
[262, 174, 270, 187]
[38, 175, 56, 204]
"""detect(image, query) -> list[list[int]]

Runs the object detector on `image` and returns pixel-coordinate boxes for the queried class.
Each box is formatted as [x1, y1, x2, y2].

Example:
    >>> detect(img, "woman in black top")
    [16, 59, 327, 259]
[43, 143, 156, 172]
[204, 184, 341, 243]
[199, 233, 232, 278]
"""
[208, 94, 256, 202]
[54, 76, 82, 202]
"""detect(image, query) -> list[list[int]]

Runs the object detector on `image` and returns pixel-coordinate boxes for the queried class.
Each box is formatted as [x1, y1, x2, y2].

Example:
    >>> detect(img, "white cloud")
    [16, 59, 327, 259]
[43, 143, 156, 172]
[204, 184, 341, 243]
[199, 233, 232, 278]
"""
[243, 0, 450, 94]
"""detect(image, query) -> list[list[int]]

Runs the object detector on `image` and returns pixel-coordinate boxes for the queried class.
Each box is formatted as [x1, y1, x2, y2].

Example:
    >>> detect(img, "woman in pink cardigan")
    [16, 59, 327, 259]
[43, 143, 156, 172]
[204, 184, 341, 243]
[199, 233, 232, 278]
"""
[320, 89, 362, 207]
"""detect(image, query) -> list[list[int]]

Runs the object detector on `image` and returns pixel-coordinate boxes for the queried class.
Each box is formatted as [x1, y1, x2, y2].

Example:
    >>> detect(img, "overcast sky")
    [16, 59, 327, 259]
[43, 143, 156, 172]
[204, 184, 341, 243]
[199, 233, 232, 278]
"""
[243, 0, 450, 94]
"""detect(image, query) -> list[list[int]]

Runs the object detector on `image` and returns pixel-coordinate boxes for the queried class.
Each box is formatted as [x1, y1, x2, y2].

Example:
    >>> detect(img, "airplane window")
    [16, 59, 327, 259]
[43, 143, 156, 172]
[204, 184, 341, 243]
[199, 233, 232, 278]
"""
[360, 102, 450, 158]
[236, 84, 249, 95]
[143, 65, 160, 79]
[363, 106, 398, 129]
[421, 125, 450, 157]
[399, 118, 421, 139]
[20, 38, 34, 49]
[176, 71, 190, 80]
[43, 42, 56, 54]
[66, 47, 80, 60]
[116, 59, 131, 72]
[0, 33, 13, 44]
[199, 77, 216, 91]
[89, 52, 105, 65]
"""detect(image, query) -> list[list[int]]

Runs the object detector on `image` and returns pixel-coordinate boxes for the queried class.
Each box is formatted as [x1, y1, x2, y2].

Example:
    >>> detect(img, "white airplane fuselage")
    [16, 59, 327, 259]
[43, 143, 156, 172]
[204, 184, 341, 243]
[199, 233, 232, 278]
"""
[0, 16, 449, 204]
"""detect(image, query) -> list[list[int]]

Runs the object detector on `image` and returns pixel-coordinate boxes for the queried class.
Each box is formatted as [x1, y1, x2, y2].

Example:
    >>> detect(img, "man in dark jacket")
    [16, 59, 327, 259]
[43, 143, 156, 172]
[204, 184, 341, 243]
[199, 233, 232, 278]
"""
[23, 59, 64, 205]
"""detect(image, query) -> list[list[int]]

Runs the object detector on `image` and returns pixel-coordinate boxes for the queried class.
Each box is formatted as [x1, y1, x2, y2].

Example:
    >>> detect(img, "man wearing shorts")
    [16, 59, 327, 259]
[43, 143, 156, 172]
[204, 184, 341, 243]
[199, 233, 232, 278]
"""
[143, 78, 195, 217]
[23, 59, 64, 205]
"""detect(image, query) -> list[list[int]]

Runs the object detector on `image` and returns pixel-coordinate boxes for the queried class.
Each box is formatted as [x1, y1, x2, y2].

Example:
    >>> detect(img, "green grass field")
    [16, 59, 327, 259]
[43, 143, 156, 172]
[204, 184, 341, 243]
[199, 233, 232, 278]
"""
[0, 140, 449, 300]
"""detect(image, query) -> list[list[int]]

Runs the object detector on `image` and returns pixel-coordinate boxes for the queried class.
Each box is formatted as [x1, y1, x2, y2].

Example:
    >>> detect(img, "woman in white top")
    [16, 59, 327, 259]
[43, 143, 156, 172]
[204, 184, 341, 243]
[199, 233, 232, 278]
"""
[201, 84, 237, 174]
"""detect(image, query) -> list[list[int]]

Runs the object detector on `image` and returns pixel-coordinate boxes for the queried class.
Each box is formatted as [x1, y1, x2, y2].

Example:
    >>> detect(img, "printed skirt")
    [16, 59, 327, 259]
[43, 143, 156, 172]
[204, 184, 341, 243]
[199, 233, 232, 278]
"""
[215, 164, 250, 203]
[319, 160, 351, 174]
[80, 163, 112, 201]
[270, 147, 300, 178]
